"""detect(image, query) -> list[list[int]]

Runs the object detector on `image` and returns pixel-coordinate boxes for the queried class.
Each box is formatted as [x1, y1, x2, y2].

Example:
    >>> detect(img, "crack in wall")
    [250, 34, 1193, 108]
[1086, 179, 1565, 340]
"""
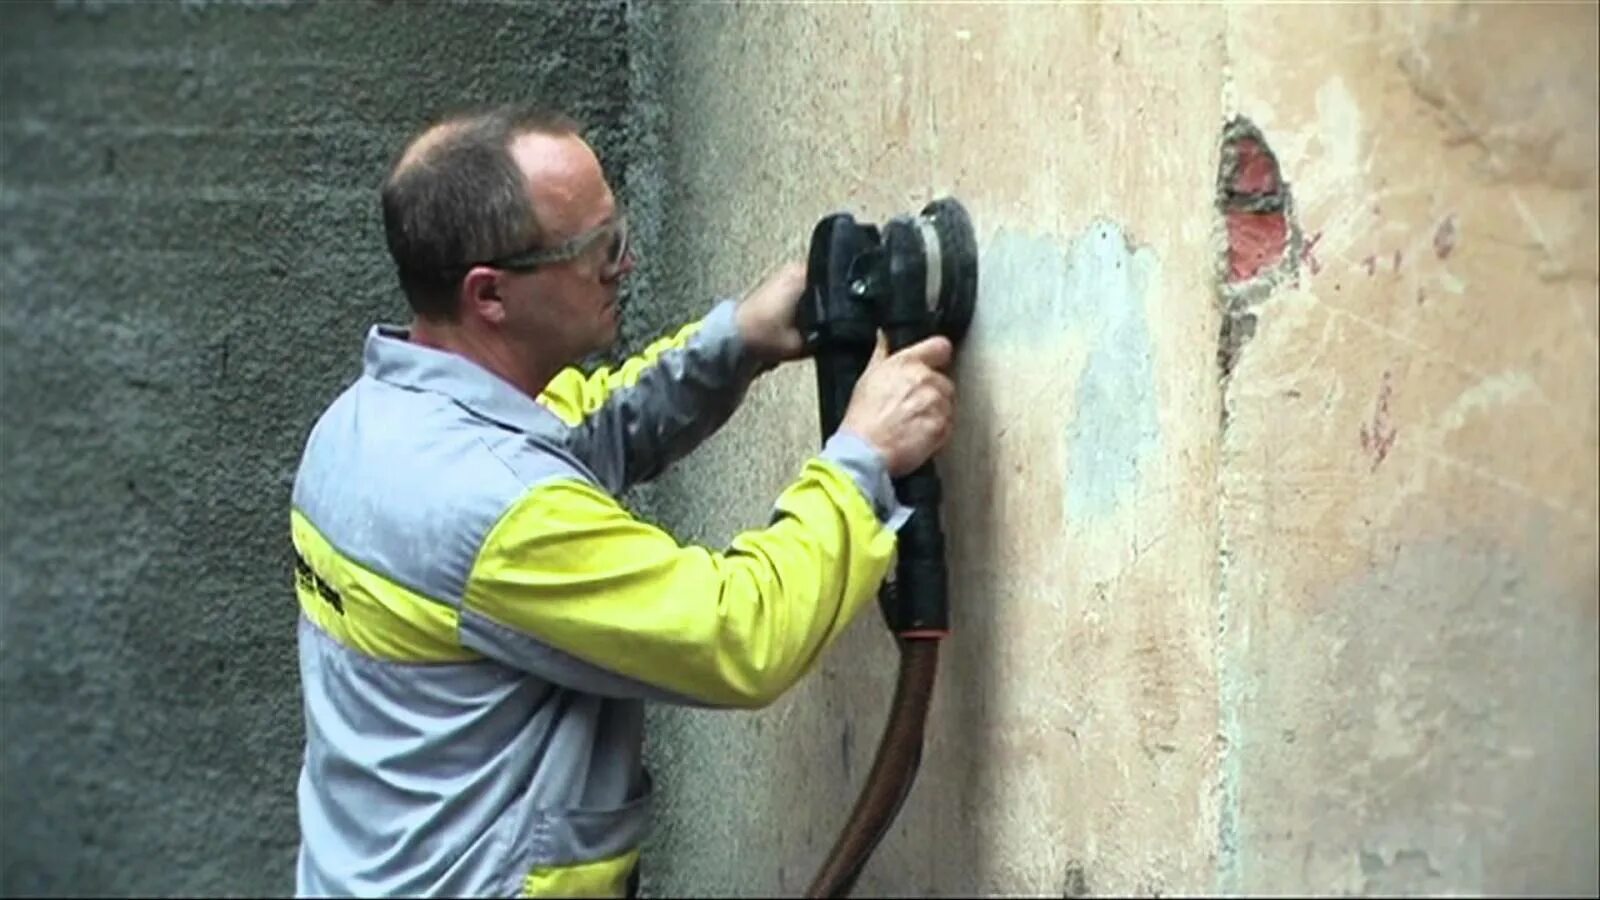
[1213, 19, 1306, 889]
[1212, 17, 1243, 896]
[1212, 112, 1302, 895]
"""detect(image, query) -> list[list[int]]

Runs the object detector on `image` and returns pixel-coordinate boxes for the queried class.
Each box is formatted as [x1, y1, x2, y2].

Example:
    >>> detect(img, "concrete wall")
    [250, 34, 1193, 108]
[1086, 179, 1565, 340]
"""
[0, 3, 633, 894]
[634, 3, 1597, 897]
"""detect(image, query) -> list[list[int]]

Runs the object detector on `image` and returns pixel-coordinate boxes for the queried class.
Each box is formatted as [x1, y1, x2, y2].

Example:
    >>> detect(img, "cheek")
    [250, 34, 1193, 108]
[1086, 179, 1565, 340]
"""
[523, 275, 599, 333]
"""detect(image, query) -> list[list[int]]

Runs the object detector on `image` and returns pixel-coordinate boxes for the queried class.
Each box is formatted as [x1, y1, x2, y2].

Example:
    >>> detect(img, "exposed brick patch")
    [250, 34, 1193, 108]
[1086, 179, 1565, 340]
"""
[1218, 118, 1296, 288]
[1215, 117, 1302, 385]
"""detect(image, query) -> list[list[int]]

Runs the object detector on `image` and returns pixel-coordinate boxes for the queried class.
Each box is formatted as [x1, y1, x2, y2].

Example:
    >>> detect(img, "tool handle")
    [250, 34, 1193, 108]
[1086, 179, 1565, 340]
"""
[879, 323, 950, 639]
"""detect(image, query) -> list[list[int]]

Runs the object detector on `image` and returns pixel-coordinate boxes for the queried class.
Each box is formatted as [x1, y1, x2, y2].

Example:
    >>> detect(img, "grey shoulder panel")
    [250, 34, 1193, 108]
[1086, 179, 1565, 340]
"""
[292, 377, 596, 608]
[572, 299, 764, 494]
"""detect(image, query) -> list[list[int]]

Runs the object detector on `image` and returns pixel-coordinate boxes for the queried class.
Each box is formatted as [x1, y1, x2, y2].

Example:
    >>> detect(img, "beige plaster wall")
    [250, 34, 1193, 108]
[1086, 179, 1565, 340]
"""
[632, 4, 1598, 896]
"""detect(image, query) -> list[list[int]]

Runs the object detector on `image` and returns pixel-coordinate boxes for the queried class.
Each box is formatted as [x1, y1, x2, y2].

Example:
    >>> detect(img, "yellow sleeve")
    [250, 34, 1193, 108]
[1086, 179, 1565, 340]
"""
[461, 458, 897, 708]
[536, 319, 707, 427]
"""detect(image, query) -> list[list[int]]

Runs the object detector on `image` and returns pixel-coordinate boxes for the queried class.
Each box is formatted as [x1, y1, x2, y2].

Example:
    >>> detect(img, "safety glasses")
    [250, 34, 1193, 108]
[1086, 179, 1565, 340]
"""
[479, 208, 630, 280]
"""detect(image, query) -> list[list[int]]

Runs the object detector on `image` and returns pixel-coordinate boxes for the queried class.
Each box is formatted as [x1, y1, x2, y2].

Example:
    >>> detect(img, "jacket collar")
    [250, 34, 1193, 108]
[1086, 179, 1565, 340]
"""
[362, 325, 565, 436]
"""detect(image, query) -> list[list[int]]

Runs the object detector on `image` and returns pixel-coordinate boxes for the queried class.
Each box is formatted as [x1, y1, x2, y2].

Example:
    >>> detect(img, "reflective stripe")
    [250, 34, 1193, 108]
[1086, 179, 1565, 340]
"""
[538, 301, 763, 495]
[537, 319, 708, 427]
[291, 509, 478, 663]
[463, 458, 896, 707]
[520, 849, 639, 898]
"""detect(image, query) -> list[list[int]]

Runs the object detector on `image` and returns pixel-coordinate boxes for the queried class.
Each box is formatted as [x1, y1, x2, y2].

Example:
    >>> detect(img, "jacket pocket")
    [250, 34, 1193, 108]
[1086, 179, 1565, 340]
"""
[517, 774, 653, 899]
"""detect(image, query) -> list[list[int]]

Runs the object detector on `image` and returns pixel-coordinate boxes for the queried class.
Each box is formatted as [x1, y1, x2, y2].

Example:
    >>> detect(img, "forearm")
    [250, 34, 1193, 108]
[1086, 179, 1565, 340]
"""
[460, 433, 905, 707]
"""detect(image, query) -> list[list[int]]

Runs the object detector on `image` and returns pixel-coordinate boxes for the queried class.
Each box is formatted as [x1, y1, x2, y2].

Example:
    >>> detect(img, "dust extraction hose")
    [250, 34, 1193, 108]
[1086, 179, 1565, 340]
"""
[804, 636, 938, 898]
[797, 196, 974, 898]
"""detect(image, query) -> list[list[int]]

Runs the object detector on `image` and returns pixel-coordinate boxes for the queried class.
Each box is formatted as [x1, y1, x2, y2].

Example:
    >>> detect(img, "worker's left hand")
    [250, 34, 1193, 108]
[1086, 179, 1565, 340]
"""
[735, 261, 808, 363]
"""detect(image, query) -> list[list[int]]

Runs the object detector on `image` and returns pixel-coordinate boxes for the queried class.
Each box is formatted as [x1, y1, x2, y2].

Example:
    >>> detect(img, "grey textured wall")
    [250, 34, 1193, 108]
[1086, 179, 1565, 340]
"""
[0, 3, 634, 894]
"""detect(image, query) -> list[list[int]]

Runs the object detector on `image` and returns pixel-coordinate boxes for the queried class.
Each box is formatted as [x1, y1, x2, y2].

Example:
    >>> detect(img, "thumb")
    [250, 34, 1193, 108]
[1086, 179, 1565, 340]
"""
[868, 329, 889, 366]
[895, 334, 954, 369]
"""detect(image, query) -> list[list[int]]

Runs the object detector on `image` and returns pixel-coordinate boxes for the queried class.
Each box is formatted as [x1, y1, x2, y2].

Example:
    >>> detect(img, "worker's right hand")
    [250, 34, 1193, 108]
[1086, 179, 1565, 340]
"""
[840, 333, 957, 477]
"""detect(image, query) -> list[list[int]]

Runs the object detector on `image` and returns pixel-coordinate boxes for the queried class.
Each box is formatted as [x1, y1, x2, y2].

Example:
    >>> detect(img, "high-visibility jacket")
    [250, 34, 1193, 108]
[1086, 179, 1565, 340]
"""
[290, 299, 907, 898]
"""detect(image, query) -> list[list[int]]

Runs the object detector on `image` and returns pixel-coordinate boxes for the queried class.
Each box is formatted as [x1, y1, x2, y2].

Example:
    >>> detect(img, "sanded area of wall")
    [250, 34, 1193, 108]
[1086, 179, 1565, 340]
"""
[636, 4, 1597, 896]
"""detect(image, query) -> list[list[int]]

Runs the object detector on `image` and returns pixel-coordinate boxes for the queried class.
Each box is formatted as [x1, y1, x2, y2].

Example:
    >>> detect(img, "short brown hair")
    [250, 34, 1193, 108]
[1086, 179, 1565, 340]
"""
[379, 104, 581, 320]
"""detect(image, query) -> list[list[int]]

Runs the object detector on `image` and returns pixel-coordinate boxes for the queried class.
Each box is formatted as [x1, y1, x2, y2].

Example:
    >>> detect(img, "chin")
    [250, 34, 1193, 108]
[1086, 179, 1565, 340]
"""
[589, 327, 619, 357]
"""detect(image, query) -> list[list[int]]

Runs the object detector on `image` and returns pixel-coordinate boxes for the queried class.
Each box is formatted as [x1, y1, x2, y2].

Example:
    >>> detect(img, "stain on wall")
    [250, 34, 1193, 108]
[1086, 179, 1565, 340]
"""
[1061, 223, 1163, 520]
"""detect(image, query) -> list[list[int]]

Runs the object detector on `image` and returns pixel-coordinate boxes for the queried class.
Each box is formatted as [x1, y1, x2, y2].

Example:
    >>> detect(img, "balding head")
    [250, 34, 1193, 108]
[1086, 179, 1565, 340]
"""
[392, 119, 468, 175]
[380, 104, 582, 320]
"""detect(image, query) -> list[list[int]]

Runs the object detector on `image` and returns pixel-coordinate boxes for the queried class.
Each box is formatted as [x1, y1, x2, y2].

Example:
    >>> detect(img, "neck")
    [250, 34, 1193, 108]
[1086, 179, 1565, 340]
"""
[409, 318, 562, 399]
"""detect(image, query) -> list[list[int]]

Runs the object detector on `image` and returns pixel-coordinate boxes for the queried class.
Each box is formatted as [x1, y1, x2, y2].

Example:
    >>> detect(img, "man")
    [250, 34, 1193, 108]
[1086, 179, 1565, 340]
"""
[290, 103, 956, 898]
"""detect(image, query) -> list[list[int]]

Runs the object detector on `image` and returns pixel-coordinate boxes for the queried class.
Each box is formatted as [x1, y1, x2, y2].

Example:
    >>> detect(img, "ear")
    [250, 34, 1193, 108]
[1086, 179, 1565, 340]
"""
[461, 267, 506, 325]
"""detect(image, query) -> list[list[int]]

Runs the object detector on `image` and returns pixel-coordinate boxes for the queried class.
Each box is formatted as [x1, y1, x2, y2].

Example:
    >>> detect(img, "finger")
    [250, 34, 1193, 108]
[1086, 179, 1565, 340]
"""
[915, 383, 946, 412]
[894, 334, 954, 369]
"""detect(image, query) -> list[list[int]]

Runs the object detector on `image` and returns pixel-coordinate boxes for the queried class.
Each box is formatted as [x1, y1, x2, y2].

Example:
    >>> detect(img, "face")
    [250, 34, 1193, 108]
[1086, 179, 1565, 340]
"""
[492, 132, 635, 365]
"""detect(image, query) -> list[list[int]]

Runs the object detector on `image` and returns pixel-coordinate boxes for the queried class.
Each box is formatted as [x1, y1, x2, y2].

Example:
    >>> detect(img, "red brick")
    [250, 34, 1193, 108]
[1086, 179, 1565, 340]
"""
[1230, 138, 1280, 195]
[1226, 210, 1288, 282]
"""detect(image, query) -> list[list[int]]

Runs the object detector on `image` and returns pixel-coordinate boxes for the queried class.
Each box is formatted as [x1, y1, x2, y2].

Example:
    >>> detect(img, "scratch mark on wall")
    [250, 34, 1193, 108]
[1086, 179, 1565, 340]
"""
[1305, 293, 1525, 388]
[1432, 371, 1537, 435]
[1359, 370, 1399, 472]
[1416, 447, 1595, 526]
[1433, 215, 1457, 259]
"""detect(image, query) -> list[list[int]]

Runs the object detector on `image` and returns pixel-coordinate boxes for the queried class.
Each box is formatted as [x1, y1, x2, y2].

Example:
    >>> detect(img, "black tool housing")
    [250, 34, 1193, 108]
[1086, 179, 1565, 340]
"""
[798, 197, 978, 636]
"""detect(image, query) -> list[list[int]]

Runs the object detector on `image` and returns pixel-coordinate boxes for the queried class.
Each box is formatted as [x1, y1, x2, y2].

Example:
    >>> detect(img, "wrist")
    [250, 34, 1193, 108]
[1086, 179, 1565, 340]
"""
[733, 299, 771, 360]
[822, 428, 912, 530]
[838, 419, 895, 476]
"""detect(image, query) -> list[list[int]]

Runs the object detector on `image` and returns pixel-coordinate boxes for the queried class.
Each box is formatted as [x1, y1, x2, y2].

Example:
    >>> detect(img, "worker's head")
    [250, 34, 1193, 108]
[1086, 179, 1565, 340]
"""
[380, 103, 635, 368]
